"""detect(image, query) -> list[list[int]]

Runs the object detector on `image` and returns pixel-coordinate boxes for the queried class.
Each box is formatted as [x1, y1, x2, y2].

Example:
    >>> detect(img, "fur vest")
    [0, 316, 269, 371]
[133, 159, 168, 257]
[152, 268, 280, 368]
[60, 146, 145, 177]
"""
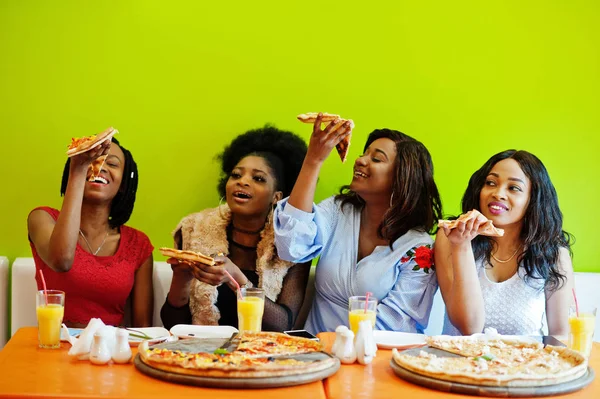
[174, 205, 294, 325]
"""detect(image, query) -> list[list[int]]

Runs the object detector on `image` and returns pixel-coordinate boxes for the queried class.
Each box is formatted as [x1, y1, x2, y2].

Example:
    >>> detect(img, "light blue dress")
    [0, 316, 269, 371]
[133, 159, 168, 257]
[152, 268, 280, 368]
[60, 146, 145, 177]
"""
[274, 196, 438, 335]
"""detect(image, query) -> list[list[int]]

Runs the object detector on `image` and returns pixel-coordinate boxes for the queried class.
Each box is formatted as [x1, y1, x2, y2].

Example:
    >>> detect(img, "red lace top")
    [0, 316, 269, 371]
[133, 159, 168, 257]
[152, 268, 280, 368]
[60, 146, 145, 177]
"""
[30, 207, 154, 326]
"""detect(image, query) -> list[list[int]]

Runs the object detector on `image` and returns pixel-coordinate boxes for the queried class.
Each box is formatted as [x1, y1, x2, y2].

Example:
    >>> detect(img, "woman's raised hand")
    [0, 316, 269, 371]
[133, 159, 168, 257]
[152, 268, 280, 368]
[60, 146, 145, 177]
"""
[69, 139, 112, 171]
[441, 210, 490, 246]
[305, 112, 353, 164]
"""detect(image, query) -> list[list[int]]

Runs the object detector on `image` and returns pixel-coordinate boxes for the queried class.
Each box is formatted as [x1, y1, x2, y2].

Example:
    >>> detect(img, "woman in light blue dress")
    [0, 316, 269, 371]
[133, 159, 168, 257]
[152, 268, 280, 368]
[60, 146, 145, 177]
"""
[274, 114, 443, 334]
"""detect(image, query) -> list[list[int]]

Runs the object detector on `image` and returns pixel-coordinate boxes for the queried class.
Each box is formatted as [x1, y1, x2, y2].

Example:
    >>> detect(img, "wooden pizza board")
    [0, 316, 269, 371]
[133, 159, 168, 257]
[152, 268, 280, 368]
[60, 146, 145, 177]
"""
[390, 347, 595, 397]
[134, 352, 340, 389]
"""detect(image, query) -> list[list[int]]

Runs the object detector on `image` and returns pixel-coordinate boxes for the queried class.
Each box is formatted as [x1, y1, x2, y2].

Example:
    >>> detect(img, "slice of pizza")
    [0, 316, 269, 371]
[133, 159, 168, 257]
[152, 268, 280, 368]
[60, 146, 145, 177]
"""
[438, 210, 504, 237]
[66, 127, 118, 157]
[297, 112, 354, 163]
[160, 247, 215, 266]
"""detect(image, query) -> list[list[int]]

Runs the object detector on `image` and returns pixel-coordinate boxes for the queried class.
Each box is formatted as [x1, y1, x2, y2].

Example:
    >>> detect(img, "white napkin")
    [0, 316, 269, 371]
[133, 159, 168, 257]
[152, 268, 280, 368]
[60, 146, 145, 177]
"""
[68, 318, 105, 357]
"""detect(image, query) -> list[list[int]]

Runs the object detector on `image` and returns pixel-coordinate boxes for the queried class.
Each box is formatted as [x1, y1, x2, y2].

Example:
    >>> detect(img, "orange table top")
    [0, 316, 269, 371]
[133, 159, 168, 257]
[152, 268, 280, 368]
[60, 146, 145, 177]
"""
[0, 327, 326, 399]
[318, 332, 599, 399]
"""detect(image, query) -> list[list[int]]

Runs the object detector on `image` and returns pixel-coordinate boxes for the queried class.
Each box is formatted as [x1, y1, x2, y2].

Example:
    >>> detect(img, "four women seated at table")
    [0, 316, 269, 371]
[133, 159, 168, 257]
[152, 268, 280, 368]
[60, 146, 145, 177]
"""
[28, 117, 575, 336]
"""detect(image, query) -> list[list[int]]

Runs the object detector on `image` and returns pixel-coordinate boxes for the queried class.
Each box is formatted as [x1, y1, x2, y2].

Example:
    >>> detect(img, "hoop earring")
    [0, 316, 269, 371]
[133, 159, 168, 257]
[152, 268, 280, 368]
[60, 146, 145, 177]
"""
[389, 192, 394, 208]
[219, 196, 225, 207]
[218, 196, 227, 219]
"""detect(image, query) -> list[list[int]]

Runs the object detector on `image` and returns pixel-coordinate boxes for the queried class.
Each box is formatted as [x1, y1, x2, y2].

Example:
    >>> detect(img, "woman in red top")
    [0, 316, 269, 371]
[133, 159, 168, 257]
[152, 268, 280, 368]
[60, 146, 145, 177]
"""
[28, 137, 154, 327]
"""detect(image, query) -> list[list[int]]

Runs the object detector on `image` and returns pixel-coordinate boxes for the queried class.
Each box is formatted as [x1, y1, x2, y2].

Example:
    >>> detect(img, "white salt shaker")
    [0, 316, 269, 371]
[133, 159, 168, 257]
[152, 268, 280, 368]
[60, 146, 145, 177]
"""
[112, 328, 132, 364]
[355, 320, 377, 365]
[334, 329, 357, 364]
[331, 325, 349, 355]
[90, 330, 112, 365]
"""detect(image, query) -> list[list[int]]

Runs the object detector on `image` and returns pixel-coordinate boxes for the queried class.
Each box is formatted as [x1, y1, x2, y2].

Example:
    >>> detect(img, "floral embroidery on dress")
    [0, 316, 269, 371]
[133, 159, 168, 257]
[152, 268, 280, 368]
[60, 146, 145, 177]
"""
[401, 244, 435, 273]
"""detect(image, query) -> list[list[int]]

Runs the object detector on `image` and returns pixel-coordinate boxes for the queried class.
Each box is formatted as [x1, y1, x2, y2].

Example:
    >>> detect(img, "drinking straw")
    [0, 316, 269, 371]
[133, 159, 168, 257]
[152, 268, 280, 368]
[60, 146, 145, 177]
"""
[223, 270, 243, 301]
[572, 288, 579, 317]
[38, 269, 48, 305]
[364, 292, 372, 313]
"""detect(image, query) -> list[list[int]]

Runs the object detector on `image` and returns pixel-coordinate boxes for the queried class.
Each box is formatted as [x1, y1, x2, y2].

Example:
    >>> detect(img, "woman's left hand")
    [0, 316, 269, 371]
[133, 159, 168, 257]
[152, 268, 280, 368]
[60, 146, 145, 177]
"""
[190, 256, 244, 290]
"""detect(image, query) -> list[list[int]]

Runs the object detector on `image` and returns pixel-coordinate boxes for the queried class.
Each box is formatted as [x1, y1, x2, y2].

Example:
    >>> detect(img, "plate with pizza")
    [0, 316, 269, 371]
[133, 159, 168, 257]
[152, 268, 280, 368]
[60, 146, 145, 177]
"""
[135, 331, 340, 388]
[66, 127, 118, 157]
[390, 334, 594, 395]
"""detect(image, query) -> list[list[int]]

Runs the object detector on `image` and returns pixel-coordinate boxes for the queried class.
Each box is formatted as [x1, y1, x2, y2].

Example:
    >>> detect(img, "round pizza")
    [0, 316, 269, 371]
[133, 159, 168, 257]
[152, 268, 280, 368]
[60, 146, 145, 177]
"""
[138, 331, 337, 378]
[392, 334, 588, 387]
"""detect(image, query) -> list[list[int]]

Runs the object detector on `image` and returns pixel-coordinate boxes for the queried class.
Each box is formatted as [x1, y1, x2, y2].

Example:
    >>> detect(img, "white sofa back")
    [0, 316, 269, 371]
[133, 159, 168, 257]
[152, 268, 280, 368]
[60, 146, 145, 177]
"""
[9, 258, 173, 335]
[0, 256, 8, 348]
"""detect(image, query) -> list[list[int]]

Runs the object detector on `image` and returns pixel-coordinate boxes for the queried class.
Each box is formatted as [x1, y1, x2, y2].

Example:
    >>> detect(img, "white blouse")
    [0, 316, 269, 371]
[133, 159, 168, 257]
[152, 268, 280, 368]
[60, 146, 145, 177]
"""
[443, 260, 546, 336]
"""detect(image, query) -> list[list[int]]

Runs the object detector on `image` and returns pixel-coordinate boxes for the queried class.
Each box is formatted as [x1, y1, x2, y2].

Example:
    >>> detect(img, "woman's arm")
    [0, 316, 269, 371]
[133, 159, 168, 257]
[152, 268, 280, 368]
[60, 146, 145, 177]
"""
[546, 247, 574, 337]
[27, 142, 110, 272]
[434, 213, 488, 335]
[262, 262, 311, 332]
[131, 254, 154, 327]
[288, 114, 352, 212]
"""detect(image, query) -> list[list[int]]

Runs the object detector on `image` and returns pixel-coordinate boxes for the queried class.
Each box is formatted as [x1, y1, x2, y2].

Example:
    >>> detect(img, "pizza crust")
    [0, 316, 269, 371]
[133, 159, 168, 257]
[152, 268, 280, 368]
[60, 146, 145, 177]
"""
[159, 247, 215, 266]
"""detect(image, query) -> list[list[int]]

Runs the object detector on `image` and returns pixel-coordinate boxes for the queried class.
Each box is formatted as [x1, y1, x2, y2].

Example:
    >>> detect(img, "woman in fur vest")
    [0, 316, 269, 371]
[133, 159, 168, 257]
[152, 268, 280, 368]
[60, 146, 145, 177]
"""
[160, 125, 309, 331]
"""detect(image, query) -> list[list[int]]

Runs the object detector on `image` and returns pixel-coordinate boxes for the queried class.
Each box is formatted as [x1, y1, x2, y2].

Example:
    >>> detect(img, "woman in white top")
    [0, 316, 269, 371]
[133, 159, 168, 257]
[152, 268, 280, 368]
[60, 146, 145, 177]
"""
[435, 150, 574, 336]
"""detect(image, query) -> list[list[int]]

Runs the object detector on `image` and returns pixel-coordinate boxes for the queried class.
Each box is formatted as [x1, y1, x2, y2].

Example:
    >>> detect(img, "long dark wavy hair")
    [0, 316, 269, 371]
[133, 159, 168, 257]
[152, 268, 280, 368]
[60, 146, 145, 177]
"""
[335, 129, 443, 248]
[462, 150, 573, 292]
[60, 137, 139, 228]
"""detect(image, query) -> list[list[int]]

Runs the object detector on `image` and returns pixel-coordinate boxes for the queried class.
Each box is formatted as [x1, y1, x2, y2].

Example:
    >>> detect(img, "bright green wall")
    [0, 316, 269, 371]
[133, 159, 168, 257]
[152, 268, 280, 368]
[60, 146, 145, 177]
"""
[1, 1, 598, 271]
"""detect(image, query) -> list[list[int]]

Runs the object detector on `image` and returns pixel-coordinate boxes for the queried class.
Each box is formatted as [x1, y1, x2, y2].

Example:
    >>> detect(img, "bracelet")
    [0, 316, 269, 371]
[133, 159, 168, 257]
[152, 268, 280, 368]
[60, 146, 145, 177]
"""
[242, 281, 253, 289]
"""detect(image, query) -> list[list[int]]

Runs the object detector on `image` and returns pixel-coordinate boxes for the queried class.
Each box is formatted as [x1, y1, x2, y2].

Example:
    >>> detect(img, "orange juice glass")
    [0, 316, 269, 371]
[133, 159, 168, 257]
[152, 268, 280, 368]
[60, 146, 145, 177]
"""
[348, 295, 377, 335]
[568, 305, 596, 357]
[36, 290, 65, 349]
[237, 288, 265, 333]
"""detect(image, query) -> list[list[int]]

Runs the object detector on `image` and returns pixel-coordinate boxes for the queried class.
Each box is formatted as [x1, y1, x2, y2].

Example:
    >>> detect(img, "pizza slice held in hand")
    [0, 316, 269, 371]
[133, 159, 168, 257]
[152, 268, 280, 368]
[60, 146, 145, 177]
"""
[297, 112, 354, 163]
[66, 127, 118, 157]
[159, 247, 215, 266]
[438, 210, 504, 237]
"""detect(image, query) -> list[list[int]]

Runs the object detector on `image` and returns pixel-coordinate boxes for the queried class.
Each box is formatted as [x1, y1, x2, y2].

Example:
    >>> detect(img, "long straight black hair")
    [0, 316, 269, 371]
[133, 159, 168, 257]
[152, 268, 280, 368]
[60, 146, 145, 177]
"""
[462, 150, 572, 291]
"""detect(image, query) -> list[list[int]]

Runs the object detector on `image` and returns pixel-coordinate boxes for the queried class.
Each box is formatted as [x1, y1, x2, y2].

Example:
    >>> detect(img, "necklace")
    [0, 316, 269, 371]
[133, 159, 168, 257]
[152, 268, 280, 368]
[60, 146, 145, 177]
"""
[491, 247, 520, 263]
[231, 225, 264, 235]
[79, 229, 110, 256]
[230, 240, 258, 251]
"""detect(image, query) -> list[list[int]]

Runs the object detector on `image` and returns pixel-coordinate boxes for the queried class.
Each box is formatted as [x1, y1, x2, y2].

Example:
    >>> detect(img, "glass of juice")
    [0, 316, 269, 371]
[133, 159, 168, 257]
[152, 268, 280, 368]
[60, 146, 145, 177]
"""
[36, 290, 65, 349]
[237, 288, 265, 333]
[348, 295, 377, 335]
[568, 305, 596, 358]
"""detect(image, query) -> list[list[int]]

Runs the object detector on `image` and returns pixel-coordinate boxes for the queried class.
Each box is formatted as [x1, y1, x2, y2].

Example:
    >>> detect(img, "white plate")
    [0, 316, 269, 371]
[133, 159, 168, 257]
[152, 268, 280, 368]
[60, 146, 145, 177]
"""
[126, 327, 171, 346]
[373, 330, 427, 349]
[170, 324, 238, 339]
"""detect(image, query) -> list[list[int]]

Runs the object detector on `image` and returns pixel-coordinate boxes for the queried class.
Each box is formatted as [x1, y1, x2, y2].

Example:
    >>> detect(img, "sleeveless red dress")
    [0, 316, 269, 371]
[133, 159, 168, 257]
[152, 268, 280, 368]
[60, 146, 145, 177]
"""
[30, 207, 154, 326]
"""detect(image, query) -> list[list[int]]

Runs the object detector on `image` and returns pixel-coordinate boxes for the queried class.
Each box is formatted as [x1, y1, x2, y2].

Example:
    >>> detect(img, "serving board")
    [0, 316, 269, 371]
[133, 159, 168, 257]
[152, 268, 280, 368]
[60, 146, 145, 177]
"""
[390, 346, 595, 397]
[134, 353, 340, 389]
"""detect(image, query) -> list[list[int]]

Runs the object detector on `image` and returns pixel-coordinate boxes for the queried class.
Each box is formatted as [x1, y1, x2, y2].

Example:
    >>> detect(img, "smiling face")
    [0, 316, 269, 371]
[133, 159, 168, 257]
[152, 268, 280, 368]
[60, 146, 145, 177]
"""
[225, 155, 282, 218]
[479, 158, 531, 228]
[350, 138, 397, 200]
[84, 142, 125, 203]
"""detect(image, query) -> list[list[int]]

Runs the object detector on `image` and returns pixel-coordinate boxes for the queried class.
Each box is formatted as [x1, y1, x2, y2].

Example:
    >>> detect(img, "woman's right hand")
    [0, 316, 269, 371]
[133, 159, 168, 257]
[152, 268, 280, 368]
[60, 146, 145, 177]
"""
[305, 113, 353, 164]
[441, 210, 490, 247]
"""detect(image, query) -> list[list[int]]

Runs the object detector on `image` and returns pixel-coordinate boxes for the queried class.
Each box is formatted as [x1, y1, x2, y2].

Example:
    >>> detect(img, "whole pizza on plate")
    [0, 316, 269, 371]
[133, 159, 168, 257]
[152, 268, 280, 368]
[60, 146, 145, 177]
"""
[138, 331, 337, 378]
[392, 334, 588, 387]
